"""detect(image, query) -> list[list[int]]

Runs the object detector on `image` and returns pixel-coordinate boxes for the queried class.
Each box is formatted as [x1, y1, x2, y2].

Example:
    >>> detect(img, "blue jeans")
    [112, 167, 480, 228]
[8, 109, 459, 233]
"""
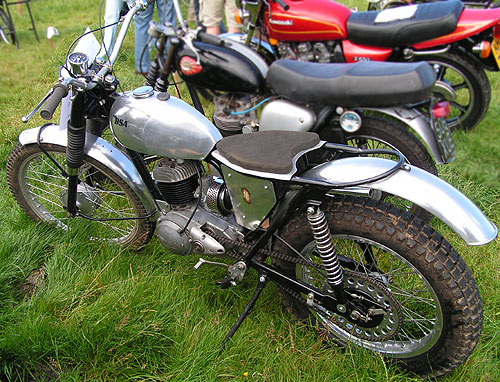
[134, 0, 176, 73]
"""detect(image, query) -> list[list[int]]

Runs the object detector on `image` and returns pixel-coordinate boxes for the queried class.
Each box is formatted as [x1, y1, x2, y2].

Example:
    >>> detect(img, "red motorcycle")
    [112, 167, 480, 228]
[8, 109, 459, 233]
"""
[235, 0, 500, 130]
[367, 0, 497, 11]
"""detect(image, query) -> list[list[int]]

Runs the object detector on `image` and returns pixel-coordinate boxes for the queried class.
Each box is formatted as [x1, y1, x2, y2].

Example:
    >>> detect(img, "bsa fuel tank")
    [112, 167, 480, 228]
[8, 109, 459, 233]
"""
[265, 0, 351, 42]
[175, 41, 267, 93]
[110, 87, 222, 160]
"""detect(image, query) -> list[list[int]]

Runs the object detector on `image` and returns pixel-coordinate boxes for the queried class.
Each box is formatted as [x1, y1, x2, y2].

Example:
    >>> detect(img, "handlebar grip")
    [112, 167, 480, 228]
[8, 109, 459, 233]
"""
[197, 31, 225, 47]
[40, 83, 69, 120]
[273, 0, 289, 11]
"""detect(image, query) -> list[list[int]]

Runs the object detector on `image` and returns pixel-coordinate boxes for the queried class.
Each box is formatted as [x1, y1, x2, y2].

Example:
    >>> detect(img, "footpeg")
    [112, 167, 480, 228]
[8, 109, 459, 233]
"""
[216, 276, 237, 289]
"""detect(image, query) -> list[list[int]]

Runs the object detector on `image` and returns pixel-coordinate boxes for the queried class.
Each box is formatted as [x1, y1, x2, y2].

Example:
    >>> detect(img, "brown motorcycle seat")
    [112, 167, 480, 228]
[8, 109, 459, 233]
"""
[216, 131, 320, 174]
[347, 0, 464, 47]
[266, 60, 435, 107]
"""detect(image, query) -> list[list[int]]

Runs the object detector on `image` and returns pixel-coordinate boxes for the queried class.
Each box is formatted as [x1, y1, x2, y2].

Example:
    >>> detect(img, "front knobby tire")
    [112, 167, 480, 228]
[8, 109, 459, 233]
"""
[415, 51, 491, 131]
[344, 116, 437, 222]
[272, 197, 482, 378]
[6, 143, 155, 249]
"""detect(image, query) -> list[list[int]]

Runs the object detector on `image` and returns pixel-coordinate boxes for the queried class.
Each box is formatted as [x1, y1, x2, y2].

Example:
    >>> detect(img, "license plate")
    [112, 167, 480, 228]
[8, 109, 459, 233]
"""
[491, 38, 500, 70]
[432, 117, 455, 164]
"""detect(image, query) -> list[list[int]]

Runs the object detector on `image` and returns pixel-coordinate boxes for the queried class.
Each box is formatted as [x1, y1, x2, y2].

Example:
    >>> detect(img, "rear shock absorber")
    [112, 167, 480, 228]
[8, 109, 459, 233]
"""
[306, 205, 346, 310]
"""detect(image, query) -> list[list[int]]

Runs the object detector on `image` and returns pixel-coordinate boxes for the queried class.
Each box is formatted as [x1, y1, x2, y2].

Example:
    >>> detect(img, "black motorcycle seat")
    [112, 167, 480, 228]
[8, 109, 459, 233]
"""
[215, 131, 320, 174]
[266, 60, 435, 107]
[347, 0, 464, 47]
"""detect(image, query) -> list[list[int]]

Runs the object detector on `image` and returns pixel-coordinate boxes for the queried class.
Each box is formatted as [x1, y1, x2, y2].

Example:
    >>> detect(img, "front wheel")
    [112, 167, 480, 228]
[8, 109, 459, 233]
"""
[414, 51, 491, 130]
[272, 197, 482, 377]
[6, 143, 155, 249]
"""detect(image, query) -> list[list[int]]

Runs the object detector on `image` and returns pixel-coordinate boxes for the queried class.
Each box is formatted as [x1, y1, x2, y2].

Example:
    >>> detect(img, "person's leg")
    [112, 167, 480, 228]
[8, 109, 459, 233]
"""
[200, 0, 224, 35]
[134, 2, 154, 73]
[156, 0, 166, 25]
[224, 0, 241, 34]
[164, 0, 177, 28]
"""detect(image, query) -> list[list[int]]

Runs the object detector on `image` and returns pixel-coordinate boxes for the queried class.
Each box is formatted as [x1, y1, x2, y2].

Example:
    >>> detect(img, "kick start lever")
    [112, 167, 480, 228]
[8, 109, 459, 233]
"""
[194, 258, 229, 270]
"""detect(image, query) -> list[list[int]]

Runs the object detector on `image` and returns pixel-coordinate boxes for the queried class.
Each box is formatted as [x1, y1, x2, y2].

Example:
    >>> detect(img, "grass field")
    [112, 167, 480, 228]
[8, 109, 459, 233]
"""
[0, 0, 499, 380]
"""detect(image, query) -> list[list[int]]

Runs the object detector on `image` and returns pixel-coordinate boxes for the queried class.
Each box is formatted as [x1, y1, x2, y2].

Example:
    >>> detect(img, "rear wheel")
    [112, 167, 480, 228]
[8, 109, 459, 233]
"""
[272, 197, 482, 378]
[344, 116, 437, 222]
[415, 51, 491, 130]
[6, 143, 155, 249]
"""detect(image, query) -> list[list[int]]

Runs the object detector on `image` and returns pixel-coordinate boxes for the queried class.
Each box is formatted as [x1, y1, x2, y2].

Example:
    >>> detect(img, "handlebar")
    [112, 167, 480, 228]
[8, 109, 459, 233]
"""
[197, 31, 225, 47]
[40, 83, 69, 120]
[272, 0, 289, 11]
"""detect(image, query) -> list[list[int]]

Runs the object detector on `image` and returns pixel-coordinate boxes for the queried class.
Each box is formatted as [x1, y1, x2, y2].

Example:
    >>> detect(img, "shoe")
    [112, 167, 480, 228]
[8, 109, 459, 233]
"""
[135, 71, 147, 76]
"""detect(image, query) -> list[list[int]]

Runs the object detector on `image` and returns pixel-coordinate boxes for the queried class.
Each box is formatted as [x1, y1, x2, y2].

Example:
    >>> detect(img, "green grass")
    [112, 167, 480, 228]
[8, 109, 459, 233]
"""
[1, 0, 500, 380]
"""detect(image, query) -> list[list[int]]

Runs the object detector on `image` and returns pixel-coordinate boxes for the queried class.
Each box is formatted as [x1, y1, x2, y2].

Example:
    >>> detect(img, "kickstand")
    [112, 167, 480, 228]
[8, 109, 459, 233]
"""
[221, 273, 268, 350]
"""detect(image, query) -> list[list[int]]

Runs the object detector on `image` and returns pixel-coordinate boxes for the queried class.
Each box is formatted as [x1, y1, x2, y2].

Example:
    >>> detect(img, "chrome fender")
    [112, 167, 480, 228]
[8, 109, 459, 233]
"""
[18, 124, 157, 219]
[300, 157, 498, 245]
[359, 106, 449, 165]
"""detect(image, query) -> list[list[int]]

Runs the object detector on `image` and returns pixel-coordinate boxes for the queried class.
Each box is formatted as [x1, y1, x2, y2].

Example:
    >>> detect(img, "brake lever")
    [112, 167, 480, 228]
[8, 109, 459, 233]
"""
[182, 29, 202, 64]
[22, 88, 54, 123]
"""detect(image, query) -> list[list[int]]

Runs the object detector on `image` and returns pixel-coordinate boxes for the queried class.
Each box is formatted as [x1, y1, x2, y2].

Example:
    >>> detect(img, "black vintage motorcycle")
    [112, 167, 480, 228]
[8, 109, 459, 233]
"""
[6, 0, 498, 378]
[143, 6, 455, 221]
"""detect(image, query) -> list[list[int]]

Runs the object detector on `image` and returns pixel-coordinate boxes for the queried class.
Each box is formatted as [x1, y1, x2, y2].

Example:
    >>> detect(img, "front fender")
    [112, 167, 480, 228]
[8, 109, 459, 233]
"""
[299, 157, 498, 245]
[18, 124, 157, 219]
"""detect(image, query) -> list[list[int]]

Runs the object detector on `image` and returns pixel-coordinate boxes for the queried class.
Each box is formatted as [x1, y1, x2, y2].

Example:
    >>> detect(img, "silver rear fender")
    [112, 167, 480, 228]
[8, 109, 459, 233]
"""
[18, 124, 157, 220]
[299, 157, 498, 245]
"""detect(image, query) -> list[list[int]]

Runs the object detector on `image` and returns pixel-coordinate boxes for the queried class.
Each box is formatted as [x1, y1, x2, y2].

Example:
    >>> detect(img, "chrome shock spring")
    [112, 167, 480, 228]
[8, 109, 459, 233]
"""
[306, 205, 343, 287]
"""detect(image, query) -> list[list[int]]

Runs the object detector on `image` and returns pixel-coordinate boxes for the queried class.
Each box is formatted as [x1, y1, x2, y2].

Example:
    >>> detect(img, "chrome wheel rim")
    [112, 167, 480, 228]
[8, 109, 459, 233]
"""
[430, 60, 474, 129]
[18, 150, 139, 244]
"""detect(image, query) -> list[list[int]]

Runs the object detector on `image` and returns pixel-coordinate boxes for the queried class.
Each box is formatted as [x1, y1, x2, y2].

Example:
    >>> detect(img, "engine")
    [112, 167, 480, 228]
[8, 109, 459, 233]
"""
[277, 41, 337, 63]
[152, 158, 243, 256]
[212, 94, 259, 136]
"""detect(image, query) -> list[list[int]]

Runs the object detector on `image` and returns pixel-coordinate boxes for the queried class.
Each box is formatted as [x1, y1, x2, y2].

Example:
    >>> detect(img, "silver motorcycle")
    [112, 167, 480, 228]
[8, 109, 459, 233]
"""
[6, 0, 497, 378]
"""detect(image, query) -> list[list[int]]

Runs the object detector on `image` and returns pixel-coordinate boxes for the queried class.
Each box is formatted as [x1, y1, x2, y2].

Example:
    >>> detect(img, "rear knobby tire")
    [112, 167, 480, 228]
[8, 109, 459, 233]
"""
[272, 197, 482, 378]
[6, 143, 155, 249]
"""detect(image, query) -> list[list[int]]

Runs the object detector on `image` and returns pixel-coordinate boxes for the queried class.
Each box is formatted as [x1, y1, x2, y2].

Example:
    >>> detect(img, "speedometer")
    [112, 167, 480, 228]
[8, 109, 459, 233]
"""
[68, 52, 89, 75]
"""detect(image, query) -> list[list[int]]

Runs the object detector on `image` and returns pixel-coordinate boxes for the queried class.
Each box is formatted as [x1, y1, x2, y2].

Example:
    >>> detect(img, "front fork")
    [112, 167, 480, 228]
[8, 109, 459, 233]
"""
[65, 91, 86, 216]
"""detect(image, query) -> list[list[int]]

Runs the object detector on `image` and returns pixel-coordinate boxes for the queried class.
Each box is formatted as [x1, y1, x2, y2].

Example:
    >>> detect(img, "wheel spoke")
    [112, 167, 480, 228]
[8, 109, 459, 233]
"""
[435, 65, 446, 81]
[450, 101, 468, 113]
[452, 81, 468, 92]
[8, 147, 153, 245]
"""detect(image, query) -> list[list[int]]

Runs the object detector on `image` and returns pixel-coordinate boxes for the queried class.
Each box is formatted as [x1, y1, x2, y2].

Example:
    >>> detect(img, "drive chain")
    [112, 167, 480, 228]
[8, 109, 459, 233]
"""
[211, 232, 320, 267]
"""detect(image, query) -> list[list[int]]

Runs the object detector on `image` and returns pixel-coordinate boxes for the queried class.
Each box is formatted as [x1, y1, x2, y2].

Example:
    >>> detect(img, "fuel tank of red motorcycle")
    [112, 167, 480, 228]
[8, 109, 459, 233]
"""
[265, 0, 351, 42]
[110, 87, 222, 160]
[175, 41, 267, 94]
